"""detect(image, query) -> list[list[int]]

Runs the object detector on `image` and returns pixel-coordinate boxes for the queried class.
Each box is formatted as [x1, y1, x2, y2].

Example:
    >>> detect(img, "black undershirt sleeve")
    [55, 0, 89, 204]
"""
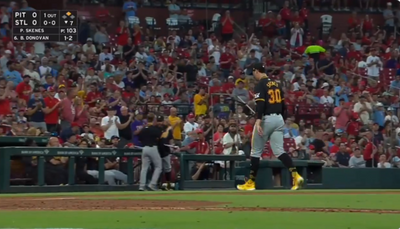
[256, 101, 265, 120]
[254, 79, 267, 120]
[282, 102, 287, 120]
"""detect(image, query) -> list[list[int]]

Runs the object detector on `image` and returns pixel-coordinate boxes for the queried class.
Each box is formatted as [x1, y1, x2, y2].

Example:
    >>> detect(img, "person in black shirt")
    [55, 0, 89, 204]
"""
[336, 143, 350, 167]
[75, 139, 98, 184]
[138, 113, 163, 191]
[156, 115, 174, 190]
[133, 62, 148, 88]
[372, 123, 384, 146]
[175, 58, 187, 79]
[122, 38, 135, 63]
[185, 58, 198, 84]
[201, 115, 213, 142]
[237, 63, 304, 191]
[118, 106, 134, 147]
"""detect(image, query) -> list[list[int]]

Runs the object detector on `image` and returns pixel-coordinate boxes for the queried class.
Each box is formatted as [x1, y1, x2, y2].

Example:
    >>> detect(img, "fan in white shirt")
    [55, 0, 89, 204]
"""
[101, 109, 122, 140]
[183, 114, 199, 136]
[353, 98, 373, 125]
[101, 63, 115, 72]
[38, 58, 52, 82]
[208, 43, 221, 65]
[82, 38, 97, 54]
[366, 50, 382, 77]
[222, 125, 245, 155]
[320, 95, 334, 105]
[135, 51, 148, 63]
[85, 72, 102, 85]
[385, 108, 399, 125]
[377, 155, 392, 168]
[290, 72, 306, 83]
[23, 62, 41, 89]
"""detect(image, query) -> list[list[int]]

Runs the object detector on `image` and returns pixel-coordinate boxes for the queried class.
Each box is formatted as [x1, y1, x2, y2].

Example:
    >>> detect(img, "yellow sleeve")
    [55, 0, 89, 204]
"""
[194, 94, 201, 105]
[319, 46, 326, 53]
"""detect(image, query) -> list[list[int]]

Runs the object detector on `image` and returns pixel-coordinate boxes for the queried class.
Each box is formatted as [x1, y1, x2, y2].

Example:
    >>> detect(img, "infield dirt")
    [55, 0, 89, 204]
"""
[0, 191, 399, 214]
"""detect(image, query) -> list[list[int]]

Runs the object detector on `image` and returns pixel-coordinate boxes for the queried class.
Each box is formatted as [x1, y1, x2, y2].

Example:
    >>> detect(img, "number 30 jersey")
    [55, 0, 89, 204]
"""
[254, 77, 285, 116]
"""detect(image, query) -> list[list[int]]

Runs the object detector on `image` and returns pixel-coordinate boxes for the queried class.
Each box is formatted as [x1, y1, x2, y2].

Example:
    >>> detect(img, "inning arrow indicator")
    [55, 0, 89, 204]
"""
[65, 21, 68, 24]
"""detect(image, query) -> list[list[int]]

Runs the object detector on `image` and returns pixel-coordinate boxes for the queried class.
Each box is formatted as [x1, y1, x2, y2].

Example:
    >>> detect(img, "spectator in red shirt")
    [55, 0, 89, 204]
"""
[291, 11, 304, 28]
[15, 75, 32, 105]
[361, 129, 378, 168]
[279, 1, 291, 37]
[116, 20, 130, 49]
[361, 15, 374, 33]
[213, 124, 225, 154]
[160, 50, 174, 66]
[183, 129, 210, 154]
[348, 11, 360, 31]
[222, 76, 235, 94]
[44, 87, 61, 133]
[329, 137, 341, 154]
[258, 12, 276, 38]
[0, 84, 11, 116]
[219, 48, 234, 78]
[221, 10, 234, 43]
[299, 5, 309, 30]
[133, 24, 142, 46]
[85, 83, 102, 107]
[96, 3, 113, 22]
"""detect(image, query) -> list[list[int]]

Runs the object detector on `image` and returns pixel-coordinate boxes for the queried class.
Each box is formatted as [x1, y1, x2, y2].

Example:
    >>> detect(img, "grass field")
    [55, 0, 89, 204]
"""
[0, 190, 399, 229]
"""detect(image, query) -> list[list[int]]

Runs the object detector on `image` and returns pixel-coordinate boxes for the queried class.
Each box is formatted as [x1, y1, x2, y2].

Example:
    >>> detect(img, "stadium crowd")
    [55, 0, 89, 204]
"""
[2, 0, 400, 186]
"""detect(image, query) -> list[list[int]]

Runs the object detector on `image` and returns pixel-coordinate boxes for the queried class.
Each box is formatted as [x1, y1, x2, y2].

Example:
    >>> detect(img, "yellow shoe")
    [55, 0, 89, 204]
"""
[291, 174, 304, 190]
[237, 179, 255, 191]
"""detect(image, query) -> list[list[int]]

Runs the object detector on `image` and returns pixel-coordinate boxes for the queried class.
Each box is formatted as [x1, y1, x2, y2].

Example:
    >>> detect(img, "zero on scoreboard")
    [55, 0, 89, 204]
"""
[12, 10, 78, 42]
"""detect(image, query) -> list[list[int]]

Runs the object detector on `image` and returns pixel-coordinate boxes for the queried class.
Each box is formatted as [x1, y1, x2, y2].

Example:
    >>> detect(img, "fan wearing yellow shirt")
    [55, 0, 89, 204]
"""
[168, 107, 183, 143]
[235, 73, 249, 89]
[193, 88, 208, 116]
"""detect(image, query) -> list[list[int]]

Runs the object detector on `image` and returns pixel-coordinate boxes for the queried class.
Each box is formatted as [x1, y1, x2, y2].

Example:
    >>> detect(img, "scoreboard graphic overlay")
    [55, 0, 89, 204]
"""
[12, 10, 78, 42]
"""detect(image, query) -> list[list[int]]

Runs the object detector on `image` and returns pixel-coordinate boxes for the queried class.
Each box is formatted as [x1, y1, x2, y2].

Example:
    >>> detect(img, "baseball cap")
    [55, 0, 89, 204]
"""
[187, 113, 195, 119]
[228, 75, 234, 79]
[23, 75, 31, 78]
[252, 63, 266, 73]
[71, 122, 80, 127]
[125, 143, 134, 148]
[5, 50, 11, 54]
[33, 87, 41, 93]
[321, 82, 330, 88]
[111, 135, 120, 140]
[108, 106, 116, 111]
[47, 86, 55, 92]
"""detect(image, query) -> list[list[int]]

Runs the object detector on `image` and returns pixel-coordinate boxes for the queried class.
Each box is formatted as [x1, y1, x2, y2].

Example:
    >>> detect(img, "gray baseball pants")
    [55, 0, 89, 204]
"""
[250, 114, 285, 158]
[162, 154, 172, 173]
[139, 146, 162, 189]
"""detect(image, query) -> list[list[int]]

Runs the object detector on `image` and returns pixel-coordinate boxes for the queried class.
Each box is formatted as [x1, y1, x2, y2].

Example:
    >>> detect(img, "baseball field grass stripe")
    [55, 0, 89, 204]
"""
[80, 193, 400, 209]
[0, 211, 398, 229]
[1, 190, 400, 229]
[1, 189, 400, 197]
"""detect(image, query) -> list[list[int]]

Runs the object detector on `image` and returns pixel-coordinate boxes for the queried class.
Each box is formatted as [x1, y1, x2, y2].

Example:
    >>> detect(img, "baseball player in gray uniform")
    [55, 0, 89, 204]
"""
[237, 63, 304, 191]
[137, 113, 163, 191]
[156, 115, 174, 190]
